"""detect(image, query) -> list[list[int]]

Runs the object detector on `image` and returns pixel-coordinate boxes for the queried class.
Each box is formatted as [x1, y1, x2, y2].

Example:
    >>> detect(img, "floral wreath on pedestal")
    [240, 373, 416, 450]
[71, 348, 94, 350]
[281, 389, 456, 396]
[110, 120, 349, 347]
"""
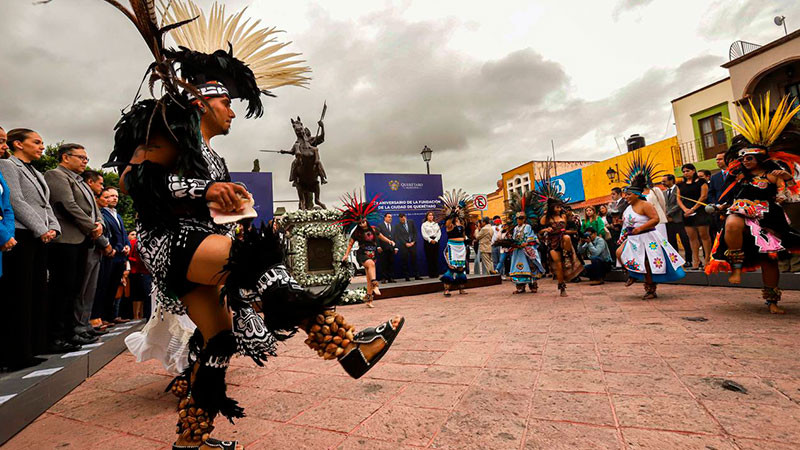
[281, 209, 350, 288]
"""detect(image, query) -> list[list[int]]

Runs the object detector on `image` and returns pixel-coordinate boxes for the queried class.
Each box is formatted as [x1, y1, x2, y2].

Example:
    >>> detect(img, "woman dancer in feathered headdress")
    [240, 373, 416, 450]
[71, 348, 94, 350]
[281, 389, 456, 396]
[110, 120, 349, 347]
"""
[617, 162, 686, 299]
[506, 191, 545, 294]
[53, 2, 404, 448]
[435, 189, 472, 296]
[535, 166, 583, 297]
[339, 192, 394, 308]
[706, 94, 800, 314]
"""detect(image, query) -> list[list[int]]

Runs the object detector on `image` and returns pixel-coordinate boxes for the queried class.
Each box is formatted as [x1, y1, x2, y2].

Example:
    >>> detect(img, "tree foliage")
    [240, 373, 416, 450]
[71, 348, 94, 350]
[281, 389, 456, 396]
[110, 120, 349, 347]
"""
[31, 142, 136, 231]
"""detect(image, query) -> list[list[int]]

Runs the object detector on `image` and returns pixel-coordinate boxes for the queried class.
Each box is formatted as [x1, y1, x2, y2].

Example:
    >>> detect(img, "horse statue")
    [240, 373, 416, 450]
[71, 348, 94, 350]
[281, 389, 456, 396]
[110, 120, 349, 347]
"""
[287, 116, 327, 210]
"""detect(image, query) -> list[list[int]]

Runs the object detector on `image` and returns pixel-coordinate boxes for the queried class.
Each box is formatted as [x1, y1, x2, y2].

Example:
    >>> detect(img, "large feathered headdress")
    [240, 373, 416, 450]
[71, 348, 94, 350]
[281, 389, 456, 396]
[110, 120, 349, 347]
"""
[336, 191, 382, 234]
[621, 151, 664, 195]
[507, 190, 539, 223]
[162, 1, 311, 93]
[44, 1, 311, 174]
[724, 92, 800, 152]
[723, 93, 800, 193]
[532, 160, 568, 216]
[435, 189, 472, 223]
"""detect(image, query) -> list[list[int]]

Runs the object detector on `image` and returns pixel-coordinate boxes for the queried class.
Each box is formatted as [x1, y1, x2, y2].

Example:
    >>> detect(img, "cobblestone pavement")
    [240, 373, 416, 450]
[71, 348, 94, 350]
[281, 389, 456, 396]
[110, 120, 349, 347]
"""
[6, 280, 800, 449]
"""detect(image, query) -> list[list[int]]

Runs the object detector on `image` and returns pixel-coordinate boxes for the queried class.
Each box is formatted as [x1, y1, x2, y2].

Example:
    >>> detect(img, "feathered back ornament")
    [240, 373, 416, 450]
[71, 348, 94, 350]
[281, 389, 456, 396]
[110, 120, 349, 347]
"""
[623, 173, 648, 198]
[533, 160, 568, 216]
[724, 92, 800, 149]
[508, 190, 539, 223]
[622, 151, 664, 189]
[336, 191, 381, 234]
[435, 189, 473, 223]
[162, 0, 311, 93]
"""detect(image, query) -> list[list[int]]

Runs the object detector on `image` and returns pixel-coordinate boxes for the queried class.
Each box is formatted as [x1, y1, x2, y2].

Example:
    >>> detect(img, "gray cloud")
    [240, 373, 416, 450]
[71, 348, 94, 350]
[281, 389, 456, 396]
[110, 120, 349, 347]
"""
[699, 0, 800, 42]
[611, 0, 657, 21]
[0, 0, 761, 207]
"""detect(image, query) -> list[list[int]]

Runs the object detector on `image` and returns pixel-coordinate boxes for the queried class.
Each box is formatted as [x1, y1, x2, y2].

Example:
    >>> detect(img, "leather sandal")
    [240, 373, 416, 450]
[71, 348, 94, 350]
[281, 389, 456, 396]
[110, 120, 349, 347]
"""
[173, 438, 239, 450]
[339, 317, 405, 379]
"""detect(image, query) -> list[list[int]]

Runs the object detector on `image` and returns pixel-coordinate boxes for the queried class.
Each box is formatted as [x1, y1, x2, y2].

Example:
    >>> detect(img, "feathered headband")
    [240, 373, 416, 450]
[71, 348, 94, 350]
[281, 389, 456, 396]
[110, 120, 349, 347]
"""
[434, 189, 472, 223]
[621, 151, 663, 198]
[724, 92, 800, 156]
[336, 191, 382, 234]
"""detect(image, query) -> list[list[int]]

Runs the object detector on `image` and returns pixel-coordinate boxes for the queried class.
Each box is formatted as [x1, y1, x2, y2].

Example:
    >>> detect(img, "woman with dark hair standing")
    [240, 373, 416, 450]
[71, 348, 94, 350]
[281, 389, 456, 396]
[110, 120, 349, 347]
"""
[0, 128, 66, 371]
[420, 211, 441, 278]
[677, 163, 712, 268]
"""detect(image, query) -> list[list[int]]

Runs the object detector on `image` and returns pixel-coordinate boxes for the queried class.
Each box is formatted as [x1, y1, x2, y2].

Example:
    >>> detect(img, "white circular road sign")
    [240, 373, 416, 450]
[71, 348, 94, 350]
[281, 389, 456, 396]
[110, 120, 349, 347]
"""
[473, 195, 488, 211]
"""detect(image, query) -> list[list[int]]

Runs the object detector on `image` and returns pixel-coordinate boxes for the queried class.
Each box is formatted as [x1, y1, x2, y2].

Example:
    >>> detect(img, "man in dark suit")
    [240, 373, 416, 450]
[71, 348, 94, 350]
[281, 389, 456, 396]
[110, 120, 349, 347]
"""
[375, 212, 398, 283]
[44, 143, 105, 346]
[99, 187, 130, 323]
[395, 213, 422, 281]
[662, 174, 692, 263]
[707, 151, 729, 236]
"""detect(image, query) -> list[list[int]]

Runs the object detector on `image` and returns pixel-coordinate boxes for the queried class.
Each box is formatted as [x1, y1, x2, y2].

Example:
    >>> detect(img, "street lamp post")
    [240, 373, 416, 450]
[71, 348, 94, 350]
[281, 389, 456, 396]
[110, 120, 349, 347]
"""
[421, 145, 433, 175]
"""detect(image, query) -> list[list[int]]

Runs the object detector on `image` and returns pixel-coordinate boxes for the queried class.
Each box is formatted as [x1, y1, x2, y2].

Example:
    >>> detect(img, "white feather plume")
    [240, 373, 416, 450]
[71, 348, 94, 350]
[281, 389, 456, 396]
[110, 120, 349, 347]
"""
[160, 0, 311, 90]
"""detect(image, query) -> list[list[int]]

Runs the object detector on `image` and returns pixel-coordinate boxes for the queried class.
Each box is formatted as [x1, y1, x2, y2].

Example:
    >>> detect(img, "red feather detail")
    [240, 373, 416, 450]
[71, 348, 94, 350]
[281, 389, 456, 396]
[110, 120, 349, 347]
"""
[770, 151, 800, 175]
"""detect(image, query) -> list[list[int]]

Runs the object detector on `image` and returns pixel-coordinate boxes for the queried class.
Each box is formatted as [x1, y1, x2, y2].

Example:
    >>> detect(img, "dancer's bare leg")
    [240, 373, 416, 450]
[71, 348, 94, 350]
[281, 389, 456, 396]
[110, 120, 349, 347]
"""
[761, 258, 784, 314]
[642, 257, 656, 300]
[550, 249, 567, 296]
[723, 215, 745, 284]
[177, 236, 242, 450]
[364, 259, 377, 307]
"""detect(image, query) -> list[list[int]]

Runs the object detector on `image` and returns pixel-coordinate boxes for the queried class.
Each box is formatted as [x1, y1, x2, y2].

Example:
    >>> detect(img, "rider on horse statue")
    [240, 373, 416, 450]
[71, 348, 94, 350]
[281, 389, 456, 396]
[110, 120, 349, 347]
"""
[288, 116, 327, 209]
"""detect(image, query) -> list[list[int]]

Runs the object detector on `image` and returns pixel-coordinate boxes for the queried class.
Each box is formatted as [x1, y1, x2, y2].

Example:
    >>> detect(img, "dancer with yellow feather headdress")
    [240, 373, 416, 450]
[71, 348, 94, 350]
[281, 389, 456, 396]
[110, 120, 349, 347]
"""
[706, 93, 800, 314]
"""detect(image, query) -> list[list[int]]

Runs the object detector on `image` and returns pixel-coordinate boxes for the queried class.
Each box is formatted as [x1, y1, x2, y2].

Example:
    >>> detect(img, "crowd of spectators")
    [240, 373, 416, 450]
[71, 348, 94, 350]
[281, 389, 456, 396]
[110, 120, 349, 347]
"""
[0, 127, 151, 373]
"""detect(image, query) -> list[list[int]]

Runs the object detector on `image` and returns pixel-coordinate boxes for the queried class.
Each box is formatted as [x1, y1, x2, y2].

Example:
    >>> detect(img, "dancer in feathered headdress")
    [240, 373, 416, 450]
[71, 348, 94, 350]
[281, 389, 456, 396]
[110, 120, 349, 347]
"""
[504, 191, 545, 293]
[706, 93, 800, 314]
[48, 2, 404, 447]
[534, 162, 582, 297]
[617, 160, 686, 300]
[623, 152, 668, 234]
[435, 189, 472, 296]
[339, 192, 393, 307]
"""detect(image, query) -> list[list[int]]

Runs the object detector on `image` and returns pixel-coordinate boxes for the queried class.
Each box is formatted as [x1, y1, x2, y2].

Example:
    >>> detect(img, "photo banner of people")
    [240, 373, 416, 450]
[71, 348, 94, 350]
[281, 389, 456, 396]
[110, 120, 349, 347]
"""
[365, 173, 444, 280]
[230, 172, 274, 227]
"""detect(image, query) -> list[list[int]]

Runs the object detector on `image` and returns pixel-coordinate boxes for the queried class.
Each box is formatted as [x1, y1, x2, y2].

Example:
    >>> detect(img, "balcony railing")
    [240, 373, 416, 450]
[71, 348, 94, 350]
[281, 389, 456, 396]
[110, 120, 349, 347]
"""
[729, 40, 762, 61]
[675, 128, 737, 164]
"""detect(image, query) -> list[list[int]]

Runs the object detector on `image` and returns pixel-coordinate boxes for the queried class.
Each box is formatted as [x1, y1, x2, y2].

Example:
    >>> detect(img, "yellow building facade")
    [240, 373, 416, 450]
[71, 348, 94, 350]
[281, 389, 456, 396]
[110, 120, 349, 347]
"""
[581, 136, 680, 202]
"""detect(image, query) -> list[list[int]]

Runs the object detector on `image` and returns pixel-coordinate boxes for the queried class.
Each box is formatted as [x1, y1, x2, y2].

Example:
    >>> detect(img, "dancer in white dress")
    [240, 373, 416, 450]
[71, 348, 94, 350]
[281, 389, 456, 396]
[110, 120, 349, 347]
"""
[617, 174, 686, 299]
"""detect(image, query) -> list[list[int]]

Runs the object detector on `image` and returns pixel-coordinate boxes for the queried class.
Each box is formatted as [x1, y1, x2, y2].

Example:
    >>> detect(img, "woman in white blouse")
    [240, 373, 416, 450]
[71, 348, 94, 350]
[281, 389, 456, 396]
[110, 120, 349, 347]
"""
[421, 211, 441, 278]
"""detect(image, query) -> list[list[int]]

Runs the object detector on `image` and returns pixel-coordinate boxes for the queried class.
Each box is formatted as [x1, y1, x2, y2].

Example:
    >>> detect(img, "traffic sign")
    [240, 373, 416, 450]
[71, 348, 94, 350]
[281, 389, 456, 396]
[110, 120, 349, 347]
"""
[473, 194, 488, 211]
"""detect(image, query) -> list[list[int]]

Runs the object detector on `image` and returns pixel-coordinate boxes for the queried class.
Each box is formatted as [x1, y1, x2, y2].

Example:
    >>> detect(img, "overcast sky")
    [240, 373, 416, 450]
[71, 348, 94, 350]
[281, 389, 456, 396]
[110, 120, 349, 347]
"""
[1, 0, 799, 206]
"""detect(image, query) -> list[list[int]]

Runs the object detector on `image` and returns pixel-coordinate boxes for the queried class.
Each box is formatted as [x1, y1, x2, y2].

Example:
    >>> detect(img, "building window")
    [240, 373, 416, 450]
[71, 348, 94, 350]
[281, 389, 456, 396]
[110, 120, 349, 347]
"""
[699, 113, 727, 160]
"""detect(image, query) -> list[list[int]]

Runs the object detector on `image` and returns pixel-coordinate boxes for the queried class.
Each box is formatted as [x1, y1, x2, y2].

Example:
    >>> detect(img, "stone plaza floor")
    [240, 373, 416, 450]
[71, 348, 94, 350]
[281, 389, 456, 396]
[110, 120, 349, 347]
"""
[5, 279, 800, 449]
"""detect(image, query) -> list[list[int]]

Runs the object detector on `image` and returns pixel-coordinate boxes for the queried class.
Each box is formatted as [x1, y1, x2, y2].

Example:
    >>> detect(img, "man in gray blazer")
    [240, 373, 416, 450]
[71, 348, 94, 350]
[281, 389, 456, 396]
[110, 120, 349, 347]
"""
[662, 174, 692, 263]
[44, 144, 104, 345]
